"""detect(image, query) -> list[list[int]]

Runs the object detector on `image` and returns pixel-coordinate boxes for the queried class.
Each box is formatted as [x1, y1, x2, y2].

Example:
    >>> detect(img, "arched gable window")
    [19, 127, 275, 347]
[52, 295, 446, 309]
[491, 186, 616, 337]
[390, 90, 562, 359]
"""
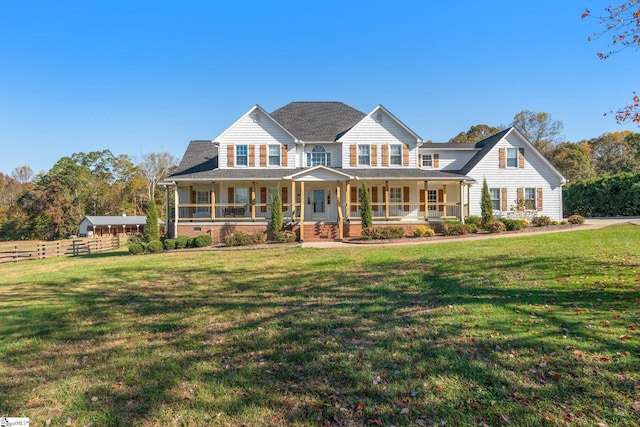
[306, 145, 332, 167]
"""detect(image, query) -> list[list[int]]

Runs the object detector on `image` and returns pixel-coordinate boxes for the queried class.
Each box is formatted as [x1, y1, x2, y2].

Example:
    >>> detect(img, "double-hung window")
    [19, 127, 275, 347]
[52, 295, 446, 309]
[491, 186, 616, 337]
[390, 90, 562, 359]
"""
[489, 188, 501, 211]
[524, 188, 536, 209]
[268, 145, 280, 166]
[358, 145, 370, 166]
[389, 188, 402, 203]
[506, 148, 518, 167]
[236, 145, 248, 166]
[422, 154, 433, 167]
[196, 191, 209, 214]
[390, 145, 402, 166]
[235, 188, 249, 205]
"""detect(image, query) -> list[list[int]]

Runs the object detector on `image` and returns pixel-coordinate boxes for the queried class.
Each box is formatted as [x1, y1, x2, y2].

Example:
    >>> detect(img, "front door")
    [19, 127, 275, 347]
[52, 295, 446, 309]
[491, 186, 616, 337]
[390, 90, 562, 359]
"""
[312, 189, 326, 219]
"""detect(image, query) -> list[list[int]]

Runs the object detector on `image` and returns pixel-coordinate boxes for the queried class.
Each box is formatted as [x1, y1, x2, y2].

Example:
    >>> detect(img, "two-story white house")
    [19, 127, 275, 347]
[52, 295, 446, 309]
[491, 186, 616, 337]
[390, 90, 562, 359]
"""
[162, 102, 565, 242]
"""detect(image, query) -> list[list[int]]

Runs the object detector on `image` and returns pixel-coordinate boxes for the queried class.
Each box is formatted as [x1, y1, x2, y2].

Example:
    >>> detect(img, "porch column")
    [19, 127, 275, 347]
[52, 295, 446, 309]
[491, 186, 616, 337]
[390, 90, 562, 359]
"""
[299, 181, 305, 241]
[211, 188, 216, 221]
[424, 180, 429, 220]
[291, 181, 296, 220]
[467, 184, 471, 218]
[250, 185, 256, 221]
[459, 181, 465, 223]
[384, 181, 390, 220]
[442, 185, 448, 218]
[336, 184, 343, 240]
[345, 181, 351, 219]
[173, 185, 179, 238]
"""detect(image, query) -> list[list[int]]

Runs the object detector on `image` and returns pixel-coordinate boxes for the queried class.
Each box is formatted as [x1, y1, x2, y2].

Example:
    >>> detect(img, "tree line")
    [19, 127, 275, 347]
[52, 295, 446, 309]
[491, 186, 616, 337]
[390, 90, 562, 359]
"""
[0, 151, 178, 241]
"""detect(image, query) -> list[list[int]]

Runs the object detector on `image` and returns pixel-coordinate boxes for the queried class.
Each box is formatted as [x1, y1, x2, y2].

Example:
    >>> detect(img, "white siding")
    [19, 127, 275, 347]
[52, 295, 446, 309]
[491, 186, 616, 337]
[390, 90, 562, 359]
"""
[466, 131, 565, 219]
[217, 114, 296, 168]
[419, 149, 476, 170]
[339, 114, 419, 169]
[301, 144, 342, 167]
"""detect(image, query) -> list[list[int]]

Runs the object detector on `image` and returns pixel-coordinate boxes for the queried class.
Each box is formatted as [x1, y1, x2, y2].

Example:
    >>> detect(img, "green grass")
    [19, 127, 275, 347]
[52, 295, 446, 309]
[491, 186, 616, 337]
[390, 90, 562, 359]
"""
[1, 226, 640, 426]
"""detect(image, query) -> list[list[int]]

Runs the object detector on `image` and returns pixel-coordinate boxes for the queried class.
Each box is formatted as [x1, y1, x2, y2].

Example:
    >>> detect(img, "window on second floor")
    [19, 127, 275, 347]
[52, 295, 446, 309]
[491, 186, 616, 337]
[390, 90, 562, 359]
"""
[507, 148, 518, 167]
[422, 154, 433, 167]
[358, 145, 370, 166]
[307, 145, 331, 167]
[236, 145, 248, 166]
[268, 145, 280, 166]
[390, 144, 402, 166]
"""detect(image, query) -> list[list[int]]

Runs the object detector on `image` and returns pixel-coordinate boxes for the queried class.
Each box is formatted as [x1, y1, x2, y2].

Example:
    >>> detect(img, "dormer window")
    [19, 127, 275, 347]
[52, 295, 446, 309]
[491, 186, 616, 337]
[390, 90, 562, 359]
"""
[507, 148, 518, 167]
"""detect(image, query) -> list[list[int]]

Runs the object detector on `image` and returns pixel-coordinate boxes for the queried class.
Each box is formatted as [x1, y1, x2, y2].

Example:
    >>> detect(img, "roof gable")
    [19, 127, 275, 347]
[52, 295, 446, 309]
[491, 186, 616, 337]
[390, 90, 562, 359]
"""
[338, 104, 423, 143]
[213, 105, 298, 143]
[458, 127, 566, 182]
[270, 102, 365, 142]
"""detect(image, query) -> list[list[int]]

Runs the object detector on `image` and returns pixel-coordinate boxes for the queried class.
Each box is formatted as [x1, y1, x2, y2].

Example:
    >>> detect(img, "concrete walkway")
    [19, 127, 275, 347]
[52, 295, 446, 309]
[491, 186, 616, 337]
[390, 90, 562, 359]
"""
[300, 217, 640, 249]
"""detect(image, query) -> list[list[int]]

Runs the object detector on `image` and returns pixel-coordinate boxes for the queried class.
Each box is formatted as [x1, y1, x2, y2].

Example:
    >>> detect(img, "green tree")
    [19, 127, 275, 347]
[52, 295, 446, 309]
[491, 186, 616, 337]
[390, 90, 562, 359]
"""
[589, 131, 640, 175]
[547, 142, 595, 182]
[449, 124, 502, 143]
[512, 110, 563, 155]
[270, 188, 283, 235]
[481, 178, 494, 225]
[144, 200, 160, 242]
[359, 182, 372, 229]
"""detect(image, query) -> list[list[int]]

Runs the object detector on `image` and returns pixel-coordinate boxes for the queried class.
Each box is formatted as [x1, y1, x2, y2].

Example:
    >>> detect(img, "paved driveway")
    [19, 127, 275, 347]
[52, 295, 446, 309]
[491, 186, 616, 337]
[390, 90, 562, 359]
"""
[301, 217, 640, 248]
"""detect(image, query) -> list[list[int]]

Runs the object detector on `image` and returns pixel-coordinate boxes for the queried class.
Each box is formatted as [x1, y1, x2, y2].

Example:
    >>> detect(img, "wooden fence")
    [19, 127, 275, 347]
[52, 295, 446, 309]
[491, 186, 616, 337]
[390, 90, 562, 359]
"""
[0, 236, 120, 264]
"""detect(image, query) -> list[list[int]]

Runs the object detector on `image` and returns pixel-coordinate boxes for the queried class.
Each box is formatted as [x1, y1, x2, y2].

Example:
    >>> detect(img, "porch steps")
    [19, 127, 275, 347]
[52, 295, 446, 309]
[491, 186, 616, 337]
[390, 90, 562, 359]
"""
[303, 223, 340, 242]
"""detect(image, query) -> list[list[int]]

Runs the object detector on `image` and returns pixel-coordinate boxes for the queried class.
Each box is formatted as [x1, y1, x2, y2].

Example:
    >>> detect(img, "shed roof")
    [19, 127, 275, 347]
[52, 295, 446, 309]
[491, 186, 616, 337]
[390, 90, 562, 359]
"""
[81, 216, 164, 226]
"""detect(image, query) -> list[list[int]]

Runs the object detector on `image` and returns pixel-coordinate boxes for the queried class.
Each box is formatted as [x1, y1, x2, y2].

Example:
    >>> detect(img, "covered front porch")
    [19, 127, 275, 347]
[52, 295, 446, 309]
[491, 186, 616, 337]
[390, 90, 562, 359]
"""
[165, 167, 473, 241]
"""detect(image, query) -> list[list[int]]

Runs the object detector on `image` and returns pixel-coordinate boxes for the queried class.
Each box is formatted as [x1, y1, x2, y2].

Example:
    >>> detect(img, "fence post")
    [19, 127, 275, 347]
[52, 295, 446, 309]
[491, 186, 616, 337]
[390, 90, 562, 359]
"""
[13, 245, 17, 263]
[56, 241, 60, 258]
[72, 240, 77, 256]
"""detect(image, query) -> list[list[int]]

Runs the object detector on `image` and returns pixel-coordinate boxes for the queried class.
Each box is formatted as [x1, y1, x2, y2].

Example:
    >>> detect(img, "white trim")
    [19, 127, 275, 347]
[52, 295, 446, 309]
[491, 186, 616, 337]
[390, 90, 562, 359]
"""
[284, 165, 354, 180]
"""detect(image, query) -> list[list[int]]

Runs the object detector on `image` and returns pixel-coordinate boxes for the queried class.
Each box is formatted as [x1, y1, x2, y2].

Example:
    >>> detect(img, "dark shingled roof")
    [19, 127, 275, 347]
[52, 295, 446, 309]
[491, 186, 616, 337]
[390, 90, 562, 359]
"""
[169, 141, 218, 179]
[457, 127, 512, 175]
[422, 142, 478, 149]
[352, 168, 472, 181]
[270, 102, 366, 141]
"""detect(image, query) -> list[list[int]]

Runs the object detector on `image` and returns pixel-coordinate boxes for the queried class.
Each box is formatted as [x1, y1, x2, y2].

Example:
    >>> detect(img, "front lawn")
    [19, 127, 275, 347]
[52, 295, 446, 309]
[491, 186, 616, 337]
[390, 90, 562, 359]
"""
[1, 225, 639, 426]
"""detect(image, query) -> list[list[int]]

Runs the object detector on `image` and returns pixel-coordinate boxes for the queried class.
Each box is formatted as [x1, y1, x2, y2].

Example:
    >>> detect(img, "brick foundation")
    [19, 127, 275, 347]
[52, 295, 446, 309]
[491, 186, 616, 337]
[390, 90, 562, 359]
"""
[175, 222, 300, 244]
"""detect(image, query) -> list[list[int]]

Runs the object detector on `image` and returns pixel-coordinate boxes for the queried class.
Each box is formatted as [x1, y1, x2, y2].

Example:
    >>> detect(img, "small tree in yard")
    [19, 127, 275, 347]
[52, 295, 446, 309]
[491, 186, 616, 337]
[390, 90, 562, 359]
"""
[270, 189, 282, 235]
[144, 199, 160, 242]
[359, 182, 372, 229]
[481, 178, 494, 226]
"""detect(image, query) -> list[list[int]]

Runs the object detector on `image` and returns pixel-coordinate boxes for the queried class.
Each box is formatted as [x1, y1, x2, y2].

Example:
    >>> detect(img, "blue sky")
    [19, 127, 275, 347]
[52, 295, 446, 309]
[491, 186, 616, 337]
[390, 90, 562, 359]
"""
[1, 0, 638, 175]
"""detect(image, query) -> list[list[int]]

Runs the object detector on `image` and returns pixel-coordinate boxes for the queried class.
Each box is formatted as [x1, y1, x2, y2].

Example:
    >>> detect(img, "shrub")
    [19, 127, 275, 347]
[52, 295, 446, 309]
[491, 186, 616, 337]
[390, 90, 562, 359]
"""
[146, 240, 163, 253]
[465, 216, 482, 226]
[362, 226, 405, 240]
[128, 243, 145, 255]
[551, 220, 559, 225]
[413, 224, 435, 237]
[175, 235, 190, 249]
[224, 232, 266, 246]
[273, 230, 297, 243]
[500, 218, 528, 231]
[440, 221, 477, 236]
[481, 178, 494, 225]
[359, 182, 373, 228]
[561, 220, 568, 225]
[484, 220, 506, 233]
[144, 201, 160, 243]
[163, 239, 177, 250]
[270, 189, 283, 234]
[531, 216, 552, 227]
[567, 214, 585, 225]
[191, 234, 213, 248]
[128, 233, 145, 245]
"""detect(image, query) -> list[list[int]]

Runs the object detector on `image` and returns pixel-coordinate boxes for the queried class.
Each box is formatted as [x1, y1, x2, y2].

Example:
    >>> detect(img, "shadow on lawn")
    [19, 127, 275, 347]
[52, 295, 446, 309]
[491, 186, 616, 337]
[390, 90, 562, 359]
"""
[2, 246, 639, 426]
